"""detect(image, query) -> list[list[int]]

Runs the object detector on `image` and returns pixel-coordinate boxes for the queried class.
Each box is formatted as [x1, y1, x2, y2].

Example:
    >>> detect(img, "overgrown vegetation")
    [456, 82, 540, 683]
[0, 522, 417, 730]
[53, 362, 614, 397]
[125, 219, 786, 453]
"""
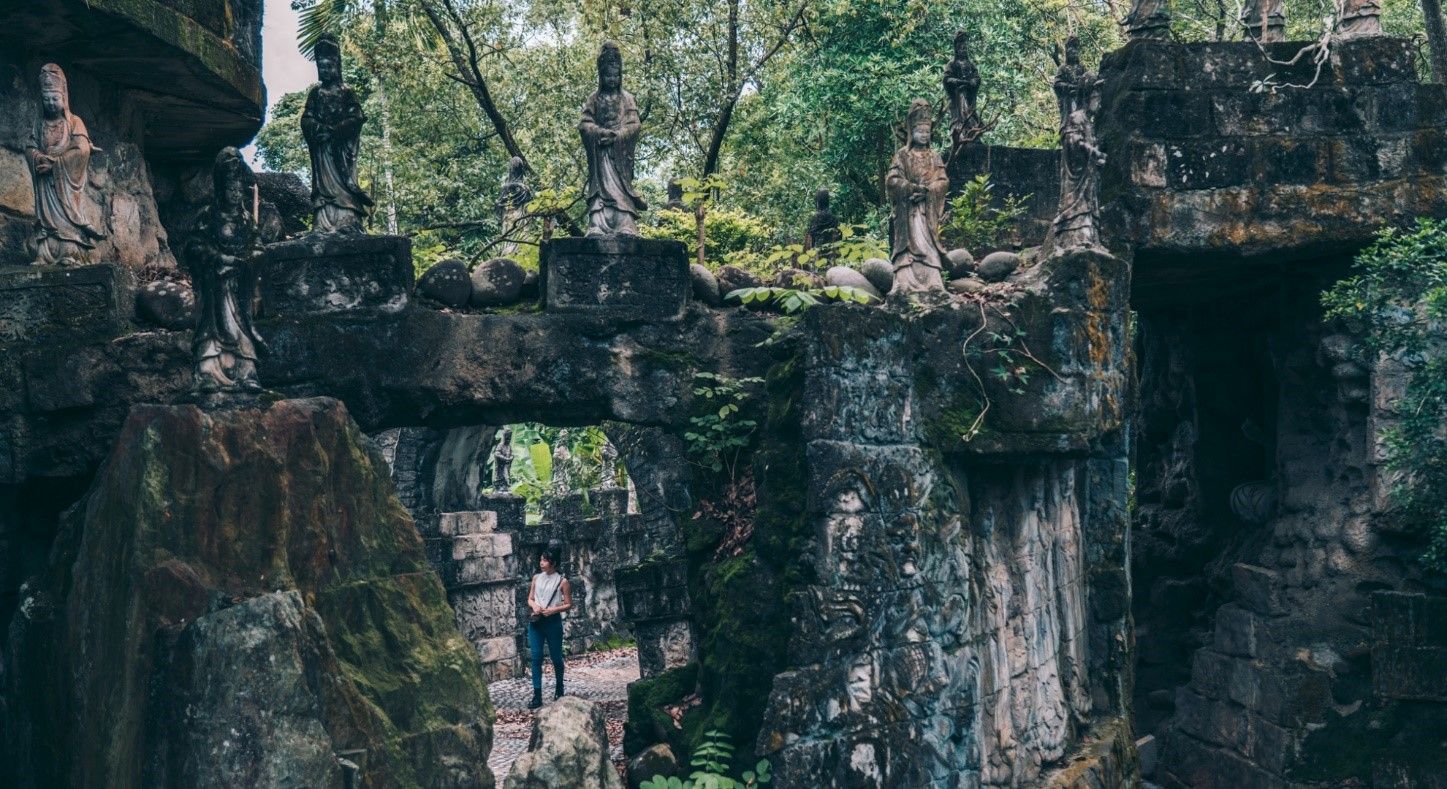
[1322, 218, 1447, 572]
[639, 730, 773, 788]
[943, 174, 1030, 252]
[684, 373, 764, 476]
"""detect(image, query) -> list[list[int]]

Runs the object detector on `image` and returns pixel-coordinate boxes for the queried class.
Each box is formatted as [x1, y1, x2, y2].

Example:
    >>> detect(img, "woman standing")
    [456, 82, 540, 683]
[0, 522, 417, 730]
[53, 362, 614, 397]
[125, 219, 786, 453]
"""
[527, 546, 572, 709]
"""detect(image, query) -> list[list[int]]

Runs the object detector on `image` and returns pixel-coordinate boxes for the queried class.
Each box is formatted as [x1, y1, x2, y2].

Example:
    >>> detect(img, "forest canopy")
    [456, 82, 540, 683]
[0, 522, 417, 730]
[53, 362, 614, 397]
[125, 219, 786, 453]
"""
[258, 0, 1436, 269]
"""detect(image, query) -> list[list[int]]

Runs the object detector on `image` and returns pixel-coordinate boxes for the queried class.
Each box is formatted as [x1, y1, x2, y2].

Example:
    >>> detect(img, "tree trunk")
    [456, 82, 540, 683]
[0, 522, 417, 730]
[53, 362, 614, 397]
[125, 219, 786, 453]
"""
[376, 77, 399, 235]
[418, 1, 531, 171]
[696, 204, 707, 267]
[1424, 0, 1447, 84]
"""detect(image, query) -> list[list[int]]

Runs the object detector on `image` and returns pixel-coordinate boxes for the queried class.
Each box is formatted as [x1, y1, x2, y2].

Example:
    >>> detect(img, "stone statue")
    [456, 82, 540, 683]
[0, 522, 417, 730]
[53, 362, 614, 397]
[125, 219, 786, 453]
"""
[579, 42, 646, 237]
[1124, 0, 1172, 40]
[885, 100, 949, 294]
[551, 438, 572, 496]
[184, 148, 268, 393]
[302, 34, 373, 233]
[497, 156, 532, 255]
[804, 188, 842, 252]
[1241, 0, 1285, 41]
[600, 441, 620, 489]
[1337, 0, 1382, 37]
[492, 427, 514, 489]
[943, 31, 982, 147]
[26, 64, 105, 266]
[1048, 38, 1107, 255]
[665, 178, 686, 211]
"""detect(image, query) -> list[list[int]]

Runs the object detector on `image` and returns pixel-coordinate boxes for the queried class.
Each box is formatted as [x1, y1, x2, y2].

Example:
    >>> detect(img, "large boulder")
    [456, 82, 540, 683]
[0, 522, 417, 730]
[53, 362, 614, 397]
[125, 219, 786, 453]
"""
[715, 265, 761, 300]
[976, 250, 1021, 282]
[860, 258, 894, 295]
[419, 258, 474, 308]
[257, 171, 311, 239]
[504, 697, 621, 789]
[471, 257, 527, 307]
[5, 397, 495, 788]
[946, 248, 975, 279]
[135, 277, 195, 330]
[824, 265, 881, 300]
[689, 263, 721, 306]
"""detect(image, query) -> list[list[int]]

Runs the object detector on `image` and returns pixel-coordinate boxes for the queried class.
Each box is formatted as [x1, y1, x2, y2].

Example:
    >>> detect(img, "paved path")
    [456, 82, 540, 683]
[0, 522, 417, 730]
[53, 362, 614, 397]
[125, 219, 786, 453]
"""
[487, 646, 639, 782]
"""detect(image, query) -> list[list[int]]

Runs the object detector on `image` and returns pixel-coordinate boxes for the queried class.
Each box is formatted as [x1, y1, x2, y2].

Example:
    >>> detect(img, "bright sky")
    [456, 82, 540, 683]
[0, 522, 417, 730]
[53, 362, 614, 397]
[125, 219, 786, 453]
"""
[242, 0, 314, 165]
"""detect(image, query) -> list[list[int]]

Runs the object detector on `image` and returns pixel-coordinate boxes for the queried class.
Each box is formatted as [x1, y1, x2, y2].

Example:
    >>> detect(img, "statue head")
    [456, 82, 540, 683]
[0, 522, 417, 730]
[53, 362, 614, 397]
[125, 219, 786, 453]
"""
[213, 146, 256, 217]
[907, 99, 933, 148]
[314, 34, 343, 86]
[38, 64, 69, 120]
[506, 155, 527, 181]
[597, 42, 623, 93]
[815, 188, 832, 212]
[953, 30, 970, 60]
[1063, 35, 1080, 67]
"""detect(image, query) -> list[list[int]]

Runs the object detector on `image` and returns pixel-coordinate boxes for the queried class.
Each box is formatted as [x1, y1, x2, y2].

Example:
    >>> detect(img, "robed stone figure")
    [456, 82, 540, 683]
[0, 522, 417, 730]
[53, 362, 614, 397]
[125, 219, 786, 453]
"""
[26, 64, 105, 266]
[184, 148, 267, 393]
[804, 188, 841, 252]
[302, 34, 373, 233]
[943, 31, 982, 147]
[579, 42, 646, 237]
[1048, 38, 1107, 255]
[886, 100, 950, 294]
[497, 156, 533, 256]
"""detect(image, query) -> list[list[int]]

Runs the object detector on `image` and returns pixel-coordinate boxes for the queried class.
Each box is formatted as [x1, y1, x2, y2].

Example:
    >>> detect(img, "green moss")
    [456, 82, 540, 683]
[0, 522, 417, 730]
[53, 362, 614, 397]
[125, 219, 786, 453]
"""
[923, 390, 986, 447]
[638, 347, 702, 373]
[624, 663, 701, 755]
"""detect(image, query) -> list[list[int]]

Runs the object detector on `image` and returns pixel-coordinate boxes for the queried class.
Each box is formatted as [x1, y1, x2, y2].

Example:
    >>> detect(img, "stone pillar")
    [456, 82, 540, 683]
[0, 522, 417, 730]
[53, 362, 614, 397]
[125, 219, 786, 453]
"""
[1124, 0, 1172, 40]
[1336, 0, 1382, 37]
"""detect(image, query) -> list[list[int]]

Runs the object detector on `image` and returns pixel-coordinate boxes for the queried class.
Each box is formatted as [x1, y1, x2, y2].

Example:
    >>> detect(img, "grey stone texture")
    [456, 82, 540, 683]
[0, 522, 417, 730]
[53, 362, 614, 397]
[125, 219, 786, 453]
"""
[503, 697, 623, 789]
[0, 262, 134, 345]
[470, 257, 527, 308]
[543, 236, 690, 320]
[418, 258, 474, 308]
[260, 233, 412, 316]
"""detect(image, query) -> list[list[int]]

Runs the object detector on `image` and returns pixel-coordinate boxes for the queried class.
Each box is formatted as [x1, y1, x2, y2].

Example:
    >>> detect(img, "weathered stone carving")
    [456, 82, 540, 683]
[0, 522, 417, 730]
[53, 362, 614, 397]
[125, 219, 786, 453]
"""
[579, 42, 646, 237]
[1048, 38, 1106, 255]
[1241, 0, 1286, 41]
[26, 64, 105, 266]
[493, 426, 514, 489]
[184, 147, 267, 393]
[302, 34, 373, 234]
[1124, 0, 1172, 40]
[600, 441, 620, 488]
[943, 30, 982, 147]
[498, 155, 532, 255]
[886, 100, 949, 294]
[1337, 0, 1382, 37]
[804, 188, 842, 252]
[665, 178, 686, 211]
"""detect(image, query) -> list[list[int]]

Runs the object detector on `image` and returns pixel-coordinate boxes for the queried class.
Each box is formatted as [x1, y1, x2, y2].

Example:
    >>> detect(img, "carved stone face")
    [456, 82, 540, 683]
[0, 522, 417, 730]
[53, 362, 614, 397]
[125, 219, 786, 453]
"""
[41, 90, 64, 119]
[1064, 38, 1080, 66]
[954, 34, 969, 59]
[910, 122, 931, 147]
[222, 173, 247, 212]
[317, 52, 341, 86]
[600, 61, 622, 93]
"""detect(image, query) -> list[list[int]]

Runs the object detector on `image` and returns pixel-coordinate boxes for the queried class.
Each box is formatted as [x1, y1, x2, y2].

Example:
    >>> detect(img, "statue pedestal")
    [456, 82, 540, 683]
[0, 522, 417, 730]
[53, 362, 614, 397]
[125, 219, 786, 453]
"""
[260, 233, 412, 317]
[0, 263, 134, 346]
[542, 236, 689, 321]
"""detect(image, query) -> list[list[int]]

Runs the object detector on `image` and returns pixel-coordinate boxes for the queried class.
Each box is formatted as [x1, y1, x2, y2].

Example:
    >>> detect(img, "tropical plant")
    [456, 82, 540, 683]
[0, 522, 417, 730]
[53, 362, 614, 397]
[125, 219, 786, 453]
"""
[1322, 218, 1447, 572]
[684, 373, 765, 477]
[640, 729, 773, 789]
[943, 174, 1030, 252]
[725, 285, 876, 313]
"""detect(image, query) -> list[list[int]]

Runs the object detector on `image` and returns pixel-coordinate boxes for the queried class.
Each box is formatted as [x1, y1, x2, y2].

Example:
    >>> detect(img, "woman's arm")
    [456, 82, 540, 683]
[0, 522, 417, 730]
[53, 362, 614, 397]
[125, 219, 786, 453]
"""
[527, 576, 540, 613]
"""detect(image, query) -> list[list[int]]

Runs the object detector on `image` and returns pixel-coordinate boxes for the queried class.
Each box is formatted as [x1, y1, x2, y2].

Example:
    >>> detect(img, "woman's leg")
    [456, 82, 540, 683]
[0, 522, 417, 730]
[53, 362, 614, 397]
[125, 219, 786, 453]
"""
[547, 616, 565, 696]
[527, 621, 545, 704]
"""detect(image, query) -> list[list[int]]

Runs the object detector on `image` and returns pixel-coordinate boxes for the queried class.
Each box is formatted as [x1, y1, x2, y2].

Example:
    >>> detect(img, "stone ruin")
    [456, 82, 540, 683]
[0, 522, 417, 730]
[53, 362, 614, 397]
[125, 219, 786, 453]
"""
[0, 2, 1443, 788]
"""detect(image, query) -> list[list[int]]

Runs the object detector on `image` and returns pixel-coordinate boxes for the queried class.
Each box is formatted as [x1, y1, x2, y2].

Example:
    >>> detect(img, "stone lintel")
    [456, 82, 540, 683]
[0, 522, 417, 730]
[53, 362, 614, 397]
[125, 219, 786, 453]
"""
[542, 236, 689, 321]
[260, 234, 412, 317]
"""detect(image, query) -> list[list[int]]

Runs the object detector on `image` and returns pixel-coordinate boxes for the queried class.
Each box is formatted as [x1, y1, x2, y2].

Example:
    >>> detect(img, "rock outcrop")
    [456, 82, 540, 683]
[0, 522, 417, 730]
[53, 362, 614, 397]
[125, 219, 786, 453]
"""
[5, 397, 495, 788]
[504, 697, 622, 789]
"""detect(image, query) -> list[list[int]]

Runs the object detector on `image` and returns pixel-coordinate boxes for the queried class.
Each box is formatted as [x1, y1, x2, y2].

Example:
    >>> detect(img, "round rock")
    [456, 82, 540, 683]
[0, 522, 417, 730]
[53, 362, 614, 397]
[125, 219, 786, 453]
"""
[946, 248, 975, 279]
[136, 278, 196, 330]
[976, 250, 1021, 282]
[947, 276, 987, 296]
[519, 268, 540, 301]
[860, 258, 894, 295]
[469, 257, 526, 307]
[824, 265, 881, 300]
[715, 264, 761, 299]
[417, 258, 472, 308]
[628, 743, 679, 787]
[773, 267, 821, 289]
[689, 263, 722, 306]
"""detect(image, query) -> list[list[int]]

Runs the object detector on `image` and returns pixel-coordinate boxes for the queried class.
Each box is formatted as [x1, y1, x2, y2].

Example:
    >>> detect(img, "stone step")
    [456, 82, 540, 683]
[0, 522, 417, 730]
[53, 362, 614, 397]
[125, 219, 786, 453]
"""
[439, 510, 498, 536]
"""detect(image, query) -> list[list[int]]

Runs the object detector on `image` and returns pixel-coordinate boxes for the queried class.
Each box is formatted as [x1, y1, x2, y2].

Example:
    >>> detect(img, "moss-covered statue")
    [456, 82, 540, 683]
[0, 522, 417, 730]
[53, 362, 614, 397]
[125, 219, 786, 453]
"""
[804, 188, 842, 253]
[886, 99, 949, 294]
[184, 148, 268, 393]
[302, 34, 373, 233]
[26, 63, 105, 266]
[1047, 37, 1106, 256]
[579, 42, 646, 237]
[943, 30, 981, 148]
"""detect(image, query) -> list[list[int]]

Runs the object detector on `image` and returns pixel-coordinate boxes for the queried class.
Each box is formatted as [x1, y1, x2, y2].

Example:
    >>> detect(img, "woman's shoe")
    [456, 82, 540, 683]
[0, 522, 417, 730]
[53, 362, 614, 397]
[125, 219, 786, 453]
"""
[528, 691, 543, 709]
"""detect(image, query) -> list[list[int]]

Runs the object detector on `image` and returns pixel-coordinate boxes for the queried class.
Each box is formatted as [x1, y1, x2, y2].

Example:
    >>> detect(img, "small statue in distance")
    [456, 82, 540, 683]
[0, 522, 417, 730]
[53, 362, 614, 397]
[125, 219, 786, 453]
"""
[1241, 0, 1286, 41]
[185, 148, 268, 393]
[579, 42, 646, 237]
[302, 34, 373, 233]
[885, 100, 950, 294]
[664, 178, 686, 211]
[943, 30, 982, 147]
[497, 156, 533, 256]
[1337, 0, 1382, 37]
[492, 427, 514, 490]
[1048, 37, 1107, 255]
[1124, 0, 1172, 40]
[26, 63, 105, 266]
[804, 188, 842, 252]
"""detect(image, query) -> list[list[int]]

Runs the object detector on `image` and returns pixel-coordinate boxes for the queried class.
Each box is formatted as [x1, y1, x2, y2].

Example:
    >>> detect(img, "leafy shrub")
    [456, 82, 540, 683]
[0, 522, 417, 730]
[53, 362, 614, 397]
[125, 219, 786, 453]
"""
[725, 285, 875, 313]
[1322, 218, 1447, 572]
[640, 730, 773, 789]
[642, 206, 774, 262]
[943, 174, 1030, 252]
[685, 373, 764, 476]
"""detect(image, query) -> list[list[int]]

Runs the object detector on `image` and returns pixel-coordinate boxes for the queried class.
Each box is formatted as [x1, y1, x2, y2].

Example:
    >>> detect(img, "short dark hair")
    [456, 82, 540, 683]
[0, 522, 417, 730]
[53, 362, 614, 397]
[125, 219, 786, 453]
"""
[540, 545, 562, 568]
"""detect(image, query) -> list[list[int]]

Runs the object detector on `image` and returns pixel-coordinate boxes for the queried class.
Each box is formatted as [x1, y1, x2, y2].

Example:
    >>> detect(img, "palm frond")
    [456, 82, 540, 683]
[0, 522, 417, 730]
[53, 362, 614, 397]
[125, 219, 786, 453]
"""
[296, 0, 355, 58]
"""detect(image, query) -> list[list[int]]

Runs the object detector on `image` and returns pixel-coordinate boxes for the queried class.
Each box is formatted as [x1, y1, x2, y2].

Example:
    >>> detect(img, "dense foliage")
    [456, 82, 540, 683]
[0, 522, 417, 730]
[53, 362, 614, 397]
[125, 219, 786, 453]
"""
[1323, 219, 1447, 573]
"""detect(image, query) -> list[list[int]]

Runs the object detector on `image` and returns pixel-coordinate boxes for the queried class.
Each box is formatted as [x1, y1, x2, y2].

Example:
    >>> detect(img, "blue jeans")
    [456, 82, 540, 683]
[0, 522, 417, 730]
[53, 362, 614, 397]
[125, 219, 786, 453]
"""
[528, 614, 564, 694]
